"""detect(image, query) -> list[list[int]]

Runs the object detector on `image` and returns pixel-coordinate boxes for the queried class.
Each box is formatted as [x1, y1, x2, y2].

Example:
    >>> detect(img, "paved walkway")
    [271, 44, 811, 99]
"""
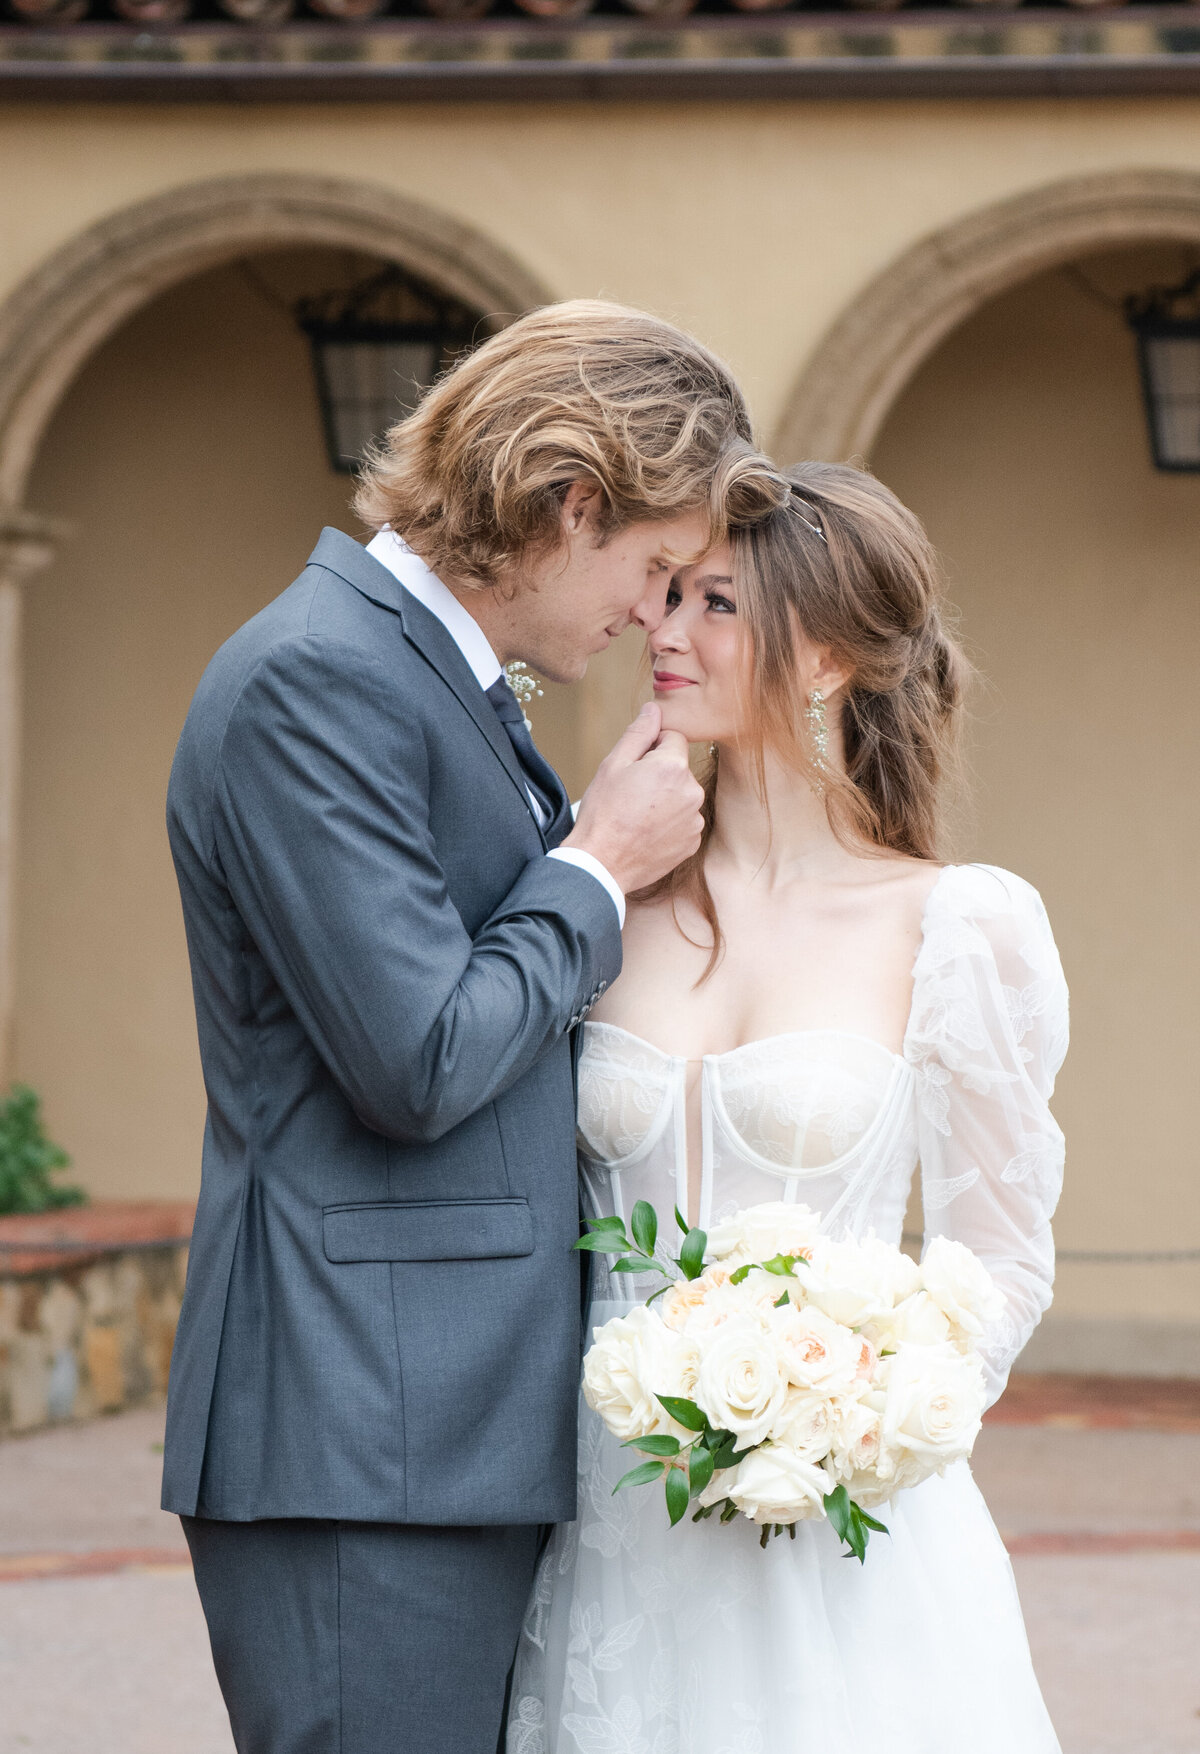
[0, 1394, 1198, 1753]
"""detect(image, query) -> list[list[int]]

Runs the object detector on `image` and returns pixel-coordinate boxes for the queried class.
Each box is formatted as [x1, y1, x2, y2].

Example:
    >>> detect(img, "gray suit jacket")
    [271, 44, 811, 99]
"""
[161, 528, 622, 1525]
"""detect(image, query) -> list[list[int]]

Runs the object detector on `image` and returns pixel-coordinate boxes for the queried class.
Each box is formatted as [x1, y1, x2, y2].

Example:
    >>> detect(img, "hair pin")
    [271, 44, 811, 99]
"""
[788, 487, 827, 542]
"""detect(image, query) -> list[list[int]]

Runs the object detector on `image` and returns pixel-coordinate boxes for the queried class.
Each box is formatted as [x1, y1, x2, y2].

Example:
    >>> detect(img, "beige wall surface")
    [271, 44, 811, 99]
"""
[873, 244, 1200, 1330]
[3, 99, 1199, 1354]
[4, 98, 1200, 450]
[20, 254, 356, 1200]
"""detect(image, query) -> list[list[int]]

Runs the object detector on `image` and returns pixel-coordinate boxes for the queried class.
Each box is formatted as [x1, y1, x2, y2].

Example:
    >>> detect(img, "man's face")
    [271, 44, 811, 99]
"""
[507, 490, 711, 685]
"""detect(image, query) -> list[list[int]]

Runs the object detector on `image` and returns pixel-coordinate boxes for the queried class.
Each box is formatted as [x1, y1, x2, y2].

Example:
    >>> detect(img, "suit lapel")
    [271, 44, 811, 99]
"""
[308, 528, 548, 847]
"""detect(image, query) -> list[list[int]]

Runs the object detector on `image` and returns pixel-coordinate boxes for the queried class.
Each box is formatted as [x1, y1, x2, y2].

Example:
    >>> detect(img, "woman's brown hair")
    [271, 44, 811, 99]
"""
[641, 461, 969, 976]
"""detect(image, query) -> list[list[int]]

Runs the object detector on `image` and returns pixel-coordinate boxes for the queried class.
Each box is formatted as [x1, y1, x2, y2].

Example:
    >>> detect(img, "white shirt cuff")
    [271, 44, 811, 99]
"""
[547, 848, 626, 928]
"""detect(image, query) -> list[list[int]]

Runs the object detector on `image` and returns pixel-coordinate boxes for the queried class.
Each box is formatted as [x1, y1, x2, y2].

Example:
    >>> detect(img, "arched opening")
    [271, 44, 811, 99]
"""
[868, 241, 1200, 1370]
[0, 178, 553, 1204]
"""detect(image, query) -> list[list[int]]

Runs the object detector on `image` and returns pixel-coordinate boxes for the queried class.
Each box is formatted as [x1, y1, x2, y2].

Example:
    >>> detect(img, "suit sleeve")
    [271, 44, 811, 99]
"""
[211, 636, 623, 1145]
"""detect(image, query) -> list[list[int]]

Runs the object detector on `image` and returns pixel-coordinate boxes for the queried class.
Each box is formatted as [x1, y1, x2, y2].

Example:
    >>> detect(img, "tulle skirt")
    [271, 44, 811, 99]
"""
[507, 1303, 1060, 1754]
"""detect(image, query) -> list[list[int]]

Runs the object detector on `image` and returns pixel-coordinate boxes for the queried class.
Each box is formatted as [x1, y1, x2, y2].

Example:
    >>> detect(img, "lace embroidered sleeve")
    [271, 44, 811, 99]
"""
[906, 865, 1069, 1406]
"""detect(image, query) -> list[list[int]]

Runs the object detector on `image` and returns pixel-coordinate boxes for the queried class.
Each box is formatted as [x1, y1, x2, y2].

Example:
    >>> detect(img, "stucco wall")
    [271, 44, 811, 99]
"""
[4, 97, 1199, 1360]
[872, 243, 1200, 1341]
[4, 98, 1200, 452]
[20, 256, 356, 1201]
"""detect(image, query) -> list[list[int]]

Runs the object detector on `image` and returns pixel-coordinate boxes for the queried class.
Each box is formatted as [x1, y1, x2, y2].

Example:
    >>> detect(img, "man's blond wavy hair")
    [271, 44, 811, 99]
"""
[353, 299, 785, 587]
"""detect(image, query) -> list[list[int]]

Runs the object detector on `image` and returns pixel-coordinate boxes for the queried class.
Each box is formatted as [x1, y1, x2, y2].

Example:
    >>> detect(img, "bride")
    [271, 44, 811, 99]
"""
[508, 462, 1069, 1754]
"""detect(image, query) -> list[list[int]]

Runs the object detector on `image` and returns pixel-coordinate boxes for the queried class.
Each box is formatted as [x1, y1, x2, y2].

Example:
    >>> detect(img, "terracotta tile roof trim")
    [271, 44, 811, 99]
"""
[2, 6, 1200, 97]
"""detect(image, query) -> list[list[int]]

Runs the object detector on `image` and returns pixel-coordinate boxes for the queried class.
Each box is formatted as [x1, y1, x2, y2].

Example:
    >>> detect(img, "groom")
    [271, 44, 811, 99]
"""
[163, 300, 777, 1754]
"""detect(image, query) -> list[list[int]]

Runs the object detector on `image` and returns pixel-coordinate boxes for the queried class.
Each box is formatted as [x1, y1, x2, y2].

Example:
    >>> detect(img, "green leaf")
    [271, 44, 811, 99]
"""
[674, 1205, 690, 1235]
[613, 1460, 666, 1495]
[631, 1200, 658, 1258]
[612, 1256, 661, 1275]
[656, 1394, 708, 1432]
[858, 1508, 890, 1535]
[679, 1227, 707, 1281]
[823, 1484, 852, 1544]
[688, 1446, 715, 1498]
[623, 1434, 680, 1456]
[665, 1467, 689, 1527]
[729, 1264, 752, 1285]
[573, 1233, 634, 1255]
[774, 1291, 790, 1308]
[584, 1214, 627, 1232]
[761, 1253, 799, 1277]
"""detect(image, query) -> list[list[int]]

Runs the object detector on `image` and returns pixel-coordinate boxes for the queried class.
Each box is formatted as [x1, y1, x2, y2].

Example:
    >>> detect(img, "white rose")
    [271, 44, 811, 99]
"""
[582, 1307, 699, 1441]
[696, 1466, 739, 1511]
[855, 1234, 922, 1306]
[771, 1303, 862, 1397]
[695, 1315, 789, 1446]
[871, 1290, 953, 1353]
[705, 1201, 822, 1268]
[729, 1444, 829, 1525]
[731, 1267, 795, 1319]
[799, 1238, 891, 1330]
[920, 1236, 1005, 1342]
[827, 1394, 884, 1483]
[879, 1342, 986, 1476]
[682, 1275, 754, 1338]
[770, 1387, 838, 1461]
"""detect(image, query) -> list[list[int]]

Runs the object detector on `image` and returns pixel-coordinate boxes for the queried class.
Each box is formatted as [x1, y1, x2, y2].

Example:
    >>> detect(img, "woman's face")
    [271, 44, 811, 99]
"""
[646, 542, 750, 746]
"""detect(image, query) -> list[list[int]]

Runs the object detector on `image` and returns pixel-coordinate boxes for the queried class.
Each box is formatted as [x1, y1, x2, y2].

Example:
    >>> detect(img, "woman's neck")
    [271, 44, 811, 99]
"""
[705, 743, 858, 888]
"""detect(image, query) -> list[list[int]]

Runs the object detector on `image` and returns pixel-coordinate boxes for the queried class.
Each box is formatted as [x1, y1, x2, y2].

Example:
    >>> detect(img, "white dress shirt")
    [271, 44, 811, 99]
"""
[365, 530, 625, 927]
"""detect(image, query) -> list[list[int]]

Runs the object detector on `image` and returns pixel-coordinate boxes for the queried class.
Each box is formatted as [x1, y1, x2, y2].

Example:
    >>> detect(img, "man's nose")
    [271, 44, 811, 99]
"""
[631, 573, 672, 634]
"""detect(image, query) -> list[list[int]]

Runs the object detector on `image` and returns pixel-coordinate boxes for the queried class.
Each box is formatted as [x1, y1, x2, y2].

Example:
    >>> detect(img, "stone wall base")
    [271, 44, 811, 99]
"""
[0, 1202, 192, 1436]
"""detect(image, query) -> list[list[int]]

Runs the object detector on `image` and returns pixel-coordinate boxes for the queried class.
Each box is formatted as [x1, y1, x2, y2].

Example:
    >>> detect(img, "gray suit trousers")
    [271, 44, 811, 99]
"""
[182, 1516, 542, 1754]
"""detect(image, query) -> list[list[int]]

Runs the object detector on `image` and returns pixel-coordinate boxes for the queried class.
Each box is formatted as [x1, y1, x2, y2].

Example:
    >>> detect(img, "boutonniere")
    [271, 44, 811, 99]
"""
[504, 660, 544, 723]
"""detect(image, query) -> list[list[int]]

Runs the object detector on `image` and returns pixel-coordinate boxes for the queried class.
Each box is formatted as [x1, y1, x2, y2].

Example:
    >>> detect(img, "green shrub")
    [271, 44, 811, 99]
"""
[0, 1085, 85, 1215]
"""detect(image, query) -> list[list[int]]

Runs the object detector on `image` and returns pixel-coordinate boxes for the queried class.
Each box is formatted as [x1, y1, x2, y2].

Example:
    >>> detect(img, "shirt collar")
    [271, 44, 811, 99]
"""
[365, 529, 502, 692]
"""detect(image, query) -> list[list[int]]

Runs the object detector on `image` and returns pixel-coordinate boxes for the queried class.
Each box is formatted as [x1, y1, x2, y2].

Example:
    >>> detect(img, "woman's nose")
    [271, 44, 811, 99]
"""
[649, 612, 690, 655]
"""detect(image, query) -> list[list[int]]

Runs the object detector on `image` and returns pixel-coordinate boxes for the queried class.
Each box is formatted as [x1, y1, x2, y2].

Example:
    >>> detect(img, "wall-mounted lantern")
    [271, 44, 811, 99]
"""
[296, 265, 478, 475]
[1125, 269, 1200, 473]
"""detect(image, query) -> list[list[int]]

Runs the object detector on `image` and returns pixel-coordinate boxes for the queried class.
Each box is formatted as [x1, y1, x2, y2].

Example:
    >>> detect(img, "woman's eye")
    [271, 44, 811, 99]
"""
[664, 585, 682, 609]
[706, 592, 736, 615]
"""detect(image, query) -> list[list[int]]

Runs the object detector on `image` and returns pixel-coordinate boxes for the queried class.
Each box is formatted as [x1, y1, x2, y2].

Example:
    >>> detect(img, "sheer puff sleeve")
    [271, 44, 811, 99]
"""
[906, 864, 1069, 1406]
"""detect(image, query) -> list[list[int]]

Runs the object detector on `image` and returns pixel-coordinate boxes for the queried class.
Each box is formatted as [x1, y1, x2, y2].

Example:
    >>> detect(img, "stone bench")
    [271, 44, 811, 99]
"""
[0, 1202, 193, 1436]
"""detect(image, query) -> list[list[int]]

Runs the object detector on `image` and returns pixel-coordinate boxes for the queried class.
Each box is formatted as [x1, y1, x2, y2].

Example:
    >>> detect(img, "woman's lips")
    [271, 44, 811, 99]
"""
[652, 671, 696, 691]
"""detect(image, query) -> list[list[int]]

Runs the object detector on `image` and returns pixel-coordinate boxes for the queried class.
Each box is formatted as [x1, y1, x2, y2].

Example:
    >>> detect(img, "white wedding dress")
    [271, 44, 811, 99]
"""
[508, 864, 1069, 1754]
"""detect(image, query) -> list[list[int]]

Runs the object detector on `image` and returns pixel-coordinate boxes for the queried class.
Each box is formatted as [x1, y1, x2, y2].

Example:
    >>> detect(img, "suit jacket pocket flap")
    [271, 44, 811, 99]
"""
[323, 1198, 534, 1263]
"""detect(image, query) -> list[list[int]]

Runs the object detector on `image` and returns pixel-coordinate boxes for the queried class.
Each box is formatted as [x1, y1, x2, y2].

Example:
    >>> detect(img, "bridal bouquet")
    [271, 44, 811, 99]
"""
[576, 1201, 1001, 1560]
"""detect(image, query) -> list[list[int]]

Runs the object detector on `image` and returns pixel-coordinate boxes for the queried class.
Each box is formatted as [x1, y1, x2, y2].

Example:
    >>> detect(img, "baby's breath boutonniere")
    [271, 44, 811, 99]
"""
[504, 661, 543, 726]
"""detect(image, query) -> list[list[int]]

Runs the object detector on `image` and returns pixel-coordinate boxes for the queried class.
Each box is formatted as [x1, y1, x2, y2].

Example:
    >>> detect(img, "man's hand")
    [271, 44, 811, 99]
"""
[562, 704, 704, 896]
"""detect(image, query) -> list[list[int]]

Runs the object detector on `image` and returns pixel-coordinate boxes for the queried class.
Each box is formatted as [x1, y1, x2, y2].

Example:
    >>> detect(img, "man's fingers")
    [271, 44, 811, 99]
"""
[650, 729, 692, 765]
[608, 702, 663, 765]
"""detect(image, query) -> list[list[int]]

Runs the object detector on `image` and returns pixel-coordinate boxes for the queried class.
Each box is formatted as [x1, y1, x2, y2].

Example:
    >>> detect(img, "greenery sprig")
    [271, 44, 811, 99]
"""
[573, 1199, 706, 1299]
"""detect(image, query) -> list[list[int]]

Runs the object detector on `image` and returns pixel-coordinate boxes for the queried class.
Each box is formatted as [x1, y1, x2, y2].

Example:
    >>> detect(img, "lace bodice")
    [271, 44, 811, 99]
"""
[577, 863, 1069, 1403]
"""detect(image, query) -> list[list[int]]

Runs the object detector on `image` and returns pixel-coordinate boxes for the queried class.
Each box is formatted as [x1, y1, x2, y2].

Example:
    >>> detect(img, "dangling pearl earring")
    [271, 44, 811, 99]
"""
[708, 742, 718, 759]
[804, 687, 829, 795]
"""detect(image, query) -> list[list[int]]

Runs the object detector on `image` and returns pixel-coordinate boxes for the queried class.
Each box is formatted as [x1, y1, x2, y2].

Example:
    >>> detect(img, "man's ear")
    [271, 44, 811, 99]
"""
[561, 480, 604, 534]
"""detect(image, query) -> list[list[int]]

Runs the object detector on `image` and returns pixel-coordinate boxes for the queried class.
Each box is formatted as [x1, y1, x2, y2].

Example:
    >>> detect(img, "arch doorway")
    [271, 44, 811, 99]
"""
[866, 241, 1200, 1372]
[3, 179, 551, 1204]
